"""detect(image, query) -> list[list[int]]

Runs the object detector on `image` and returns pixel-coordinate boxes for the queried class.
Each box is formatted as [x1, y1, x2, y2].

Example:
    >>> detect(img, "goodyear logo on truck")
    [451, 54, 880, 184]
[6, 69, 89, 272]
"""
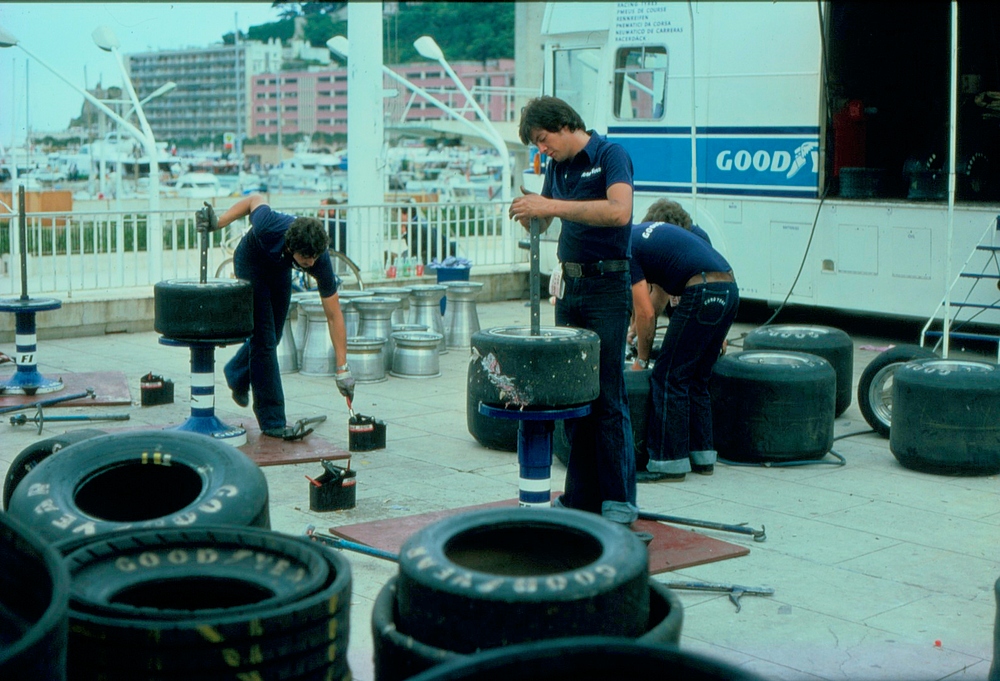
[609, 126, 820, 198]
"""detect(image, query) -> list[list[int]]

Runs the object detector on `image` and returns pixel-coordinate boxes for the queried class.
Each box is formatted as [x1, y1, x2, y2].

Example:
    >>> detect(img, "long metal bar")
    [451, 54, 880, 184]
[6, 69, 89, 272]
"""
[638, 510, 766, 542]
[529, 217, 540, 334]
[304, 525, 399, 563]
[0, 388, 95, 416]
[18, 185, 27, 300]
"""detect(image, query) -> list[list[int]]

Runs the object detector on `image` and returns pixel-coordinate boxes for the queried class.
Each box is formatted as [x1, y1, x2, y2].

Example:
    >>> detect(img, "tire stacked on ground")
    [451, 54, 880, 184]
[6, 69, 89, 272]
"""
[373, 576, 683, 681]
[3, 429, 107, 510]
[0, 511, 70, 681]
[154, 278, 253, 340]
[467, 327, 600, 451]
[373, 507, 664, 681]
[5, 431, 271, 545]
[62, 526, 352, 681]
[711, 351, 836, 462]
[990, 577, 1000, 681]
[743, 324, 854, 416]
[402, 637, 767, 681]
[890, 358, 1000, 475]
[857, 344, 937, 437]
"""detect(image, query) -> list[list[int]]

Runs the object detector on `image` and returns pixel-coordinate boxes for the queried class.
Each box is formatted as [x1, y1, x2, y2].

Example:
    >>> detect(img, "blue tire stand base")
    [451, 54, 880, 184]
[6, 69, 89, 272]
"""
[0, 297, 64, 396]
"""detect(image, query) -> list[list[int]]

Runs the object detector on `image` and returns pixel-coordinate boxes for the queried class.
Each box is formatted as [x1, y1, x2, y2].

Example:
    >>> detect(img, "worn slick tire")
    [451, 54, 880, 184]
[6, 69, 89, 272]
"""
[554, 366, 652, 468]
[466, 361, 518, 452]
[469, 326, 600, 409]
[63, 526, 351, 679]
[711, 351, 836, 462]
[372, 576, 683, 681]
[3, 429, 106, 511]
[404, 637, 768, 681]
[857, 344, 938, 438]
[6, 431, 270, 545]
[890, 358, 1000, 475]
[743, 324, 854, 416]
[395, 507, 650, 654]
[0, 511, 70, 681]
[154, 278, 253, 341]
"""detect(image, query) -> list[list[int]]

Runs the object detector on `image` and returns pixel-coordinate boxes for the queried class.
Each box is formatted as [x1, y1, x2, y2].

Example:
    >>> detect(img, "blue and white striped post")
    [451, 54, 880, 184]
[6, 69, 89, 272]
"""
[0, 298, 64, 395]
[479, 403, 591, 507]
[159, 337, 247, 447]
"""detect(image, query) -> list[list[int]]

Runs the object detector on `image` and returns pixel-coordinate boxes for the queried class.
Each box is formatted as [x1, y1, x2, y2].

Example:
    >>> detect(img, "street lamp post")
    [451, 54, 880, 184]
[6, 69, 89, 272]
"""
[327, 36, 511, 203]
[92, 25, 165, 282]
[0, 22, 168, 283]
[413, 35, 511, 204]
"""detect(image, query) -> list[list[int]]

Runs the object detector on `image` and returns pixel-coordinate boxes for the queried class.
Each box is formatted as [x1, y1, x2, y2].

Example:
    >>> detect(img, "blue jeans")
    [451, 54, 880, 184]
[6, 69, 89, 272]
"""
[647, 281, 739, 474]
[224, 242, 292, 431]
[555, 270, 638, 525]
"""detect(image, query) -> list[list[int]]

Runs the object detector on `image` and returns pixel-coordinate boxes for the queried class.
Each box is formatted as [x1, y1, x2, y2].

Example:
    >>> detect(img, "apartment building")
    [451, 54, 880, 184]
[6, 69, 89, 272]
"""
[127, 40, 283, 144]
[249, 58, 517, 139]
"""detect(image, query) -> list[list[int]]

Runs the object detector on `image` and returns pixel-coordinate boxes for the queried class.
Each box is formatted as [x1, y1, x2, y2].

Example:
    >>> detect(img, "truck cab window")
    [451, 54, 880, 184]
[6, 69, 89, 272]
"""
[553, 48, 602, 127]
[614, 46, 668, 120]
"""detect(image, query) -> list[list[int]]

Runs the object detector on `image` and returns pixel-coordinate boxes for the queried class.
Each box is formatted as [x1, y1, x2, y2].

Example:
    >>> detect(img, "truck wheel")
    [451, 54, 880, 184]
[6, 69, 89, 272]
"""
[3, 428, 107, 510]
[0, 512, 69, 681]
[395, 507, 649, 654]
[64, 526, 350, 678]
[711, 351, 835, 462]
[6, 431, 271, 544]
[890, 358, 1000, 475]
[466, 361, 518, 451]
[743, 324, 853, 416]
[469, 326, 600, 409]
[857, 344, 937, 438]
[154, 278, 253, 340]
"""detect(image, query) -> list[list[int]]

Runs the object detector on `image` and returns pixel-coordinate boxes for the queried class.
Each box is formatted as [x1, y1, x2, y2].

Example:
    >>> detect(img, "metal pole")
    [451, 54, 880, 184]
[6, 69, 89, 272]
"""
[638, 509, 766, 542]
[529, 217, 540, 335]
[18, 185, 27, 300]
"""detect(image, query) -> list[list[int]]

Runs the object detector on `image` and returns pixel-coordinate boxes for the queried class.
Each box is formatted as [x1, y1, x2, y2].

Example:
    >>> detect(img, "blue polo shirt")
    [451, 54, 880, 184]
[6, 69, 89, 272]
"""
[542, 131, 634, 263]
[629, 221, 731, 295]
[244, 205, 338, 298]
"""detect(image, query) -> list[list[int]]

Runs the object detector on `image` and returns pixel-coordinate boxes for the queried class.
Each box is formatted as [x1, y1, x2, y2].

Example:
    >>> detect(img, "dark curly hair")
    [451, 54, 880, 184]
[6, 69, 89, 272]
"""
[518, 96, 586, 145]
[642, 199, 692, 229]
[285, 217, 329, 258]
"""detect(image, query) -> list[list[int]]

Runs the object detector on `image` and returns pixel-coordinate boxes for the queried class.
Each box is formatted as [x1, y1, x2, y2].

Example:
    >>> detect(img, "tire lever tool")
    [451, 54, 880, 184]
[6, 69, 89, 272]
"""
[304, 524, 399, 562]
[282, 415, 326, 441]
[638, 510, 766, 542]
[661, 581, 774, 613]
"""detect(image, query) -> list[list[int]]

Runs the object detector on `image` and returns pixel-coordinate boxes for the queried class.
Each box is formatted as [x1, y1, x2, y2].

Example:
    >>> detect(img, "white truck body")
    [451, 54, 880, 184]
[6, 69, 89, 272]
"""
[526, 1, 1000, 327]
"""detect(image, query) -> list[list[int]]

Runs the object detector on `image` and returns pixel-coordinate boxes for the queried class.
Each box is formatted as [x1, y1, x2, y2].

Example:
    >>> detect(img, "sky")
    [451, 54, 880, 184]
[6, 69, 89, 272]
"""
[0, 3, 284, 148]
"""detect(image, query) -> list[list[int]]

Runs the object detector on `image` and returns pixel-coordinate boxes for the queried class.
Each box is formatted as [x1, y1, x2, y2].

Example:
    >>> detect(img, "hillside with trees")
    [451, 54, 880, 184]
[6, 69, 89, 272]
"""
[223, 1, 514, 65]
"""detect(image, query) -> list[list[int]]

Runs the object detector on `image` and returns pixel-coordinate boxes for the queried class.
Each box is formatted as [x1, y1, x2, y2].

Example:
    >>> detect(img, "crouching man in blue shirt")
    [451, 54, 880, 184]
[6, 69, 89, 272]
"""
[509, 96, 638, 526]
[200, 194, 354, 439]
[629, 202, 739, 481]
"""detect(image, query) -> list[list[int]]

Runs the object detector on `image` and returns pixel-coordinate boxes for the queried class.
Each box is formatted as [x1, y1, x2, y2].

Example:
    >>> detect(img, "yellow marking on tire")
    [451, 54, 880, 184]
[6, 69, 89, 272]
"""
[222, 648, 240, 667]
[328, 618, 338, 638]
[328, 594, 339, 613]
[327, 642, 338, 661]
[197, 625, 224, 643]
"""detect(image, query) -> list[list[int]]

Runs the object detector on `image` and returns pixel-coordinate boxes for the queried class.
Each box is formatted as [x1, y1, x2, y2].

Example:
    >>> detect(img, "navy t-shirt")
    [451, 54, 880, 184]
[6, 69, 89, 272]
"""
[542, 131, 634, 263]
[243, 205, 338, 298]
[629, 221, 731, 295]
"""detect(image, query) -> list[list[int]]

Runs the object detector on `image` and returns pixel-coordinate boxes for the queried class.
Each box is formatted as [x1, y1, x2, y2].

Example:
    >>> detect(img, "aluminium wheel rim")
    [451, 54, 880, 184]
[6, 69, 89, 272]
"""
[867, 363, 899, 429]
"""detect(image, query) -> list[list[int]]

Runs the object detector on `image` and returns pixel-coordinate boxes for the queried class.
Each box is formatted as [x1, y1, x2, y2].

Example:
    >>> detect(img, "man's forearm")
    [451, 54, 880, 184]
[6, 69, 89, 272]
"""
[547, 197, 630, 227]
[217, 196, 257, 229]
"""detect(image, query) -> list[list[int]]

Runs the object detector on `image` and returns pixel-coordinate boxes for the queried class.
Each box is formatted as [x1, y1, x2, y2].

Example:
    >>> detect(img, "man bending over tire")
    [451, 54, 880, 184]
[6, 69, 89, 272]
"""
[629, 200, 739, 482]
[197, 195, 355, 439]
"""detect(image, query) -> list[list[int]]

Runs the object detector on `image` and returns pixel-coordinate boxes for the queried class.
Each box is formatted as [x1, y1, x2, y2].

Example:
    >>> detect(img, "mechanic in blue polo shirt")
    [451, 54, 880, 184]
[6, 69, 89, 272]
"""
[629, 203, 739, 481]
[509, 96, 638, 526]
[199, 194, 355, 439]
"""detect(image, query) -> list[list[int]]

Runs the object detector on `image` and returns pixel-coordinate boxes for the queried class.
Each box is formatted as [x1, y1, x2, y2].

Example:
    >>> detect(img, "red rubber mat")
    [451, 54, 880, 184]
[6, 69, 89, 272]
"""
[239, 423, 351, 467]
[0, 370, 132, 407]
[330, 496, 749, 574]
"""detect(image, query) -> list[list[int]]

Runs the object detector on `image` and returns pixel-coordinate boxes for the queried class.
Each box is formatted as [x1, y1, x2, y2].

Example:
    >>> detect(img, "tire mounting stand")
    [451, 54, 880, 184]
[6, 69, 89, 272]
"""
[159, 224, 248, 447]
[0, 186, 64, 395]
[479, 218, 591, 507]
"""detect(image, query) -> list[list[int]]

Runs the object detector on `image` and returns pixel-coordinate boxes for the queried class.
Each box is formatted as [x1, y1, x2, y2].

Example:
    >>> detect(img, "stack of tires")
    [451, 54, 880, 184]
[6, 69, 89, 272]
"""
[3, 430, 353, 680]
[371, 507, 684, 681]
[0, 511, 69, 681]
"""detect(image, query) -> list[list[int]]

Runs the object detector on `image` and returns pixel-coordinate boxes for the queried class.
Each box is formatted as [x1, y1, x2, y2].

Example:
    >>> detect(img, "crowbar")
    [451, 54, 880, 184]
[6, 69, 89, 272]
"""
[304, 524, 399, 563]
[638, 510, 766, 542]
[662, 580, 775, 613]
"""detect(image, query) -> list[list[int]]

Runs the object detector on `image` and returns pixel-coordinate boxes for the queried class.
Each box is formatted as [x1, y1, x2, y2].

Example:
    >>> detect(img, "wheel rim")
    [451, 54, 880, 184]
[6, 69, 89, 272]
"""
[488, 327, 581, 339]
[735, 351, 816, 367]
[761, 325, 831, 338]
[867, 363, 899, 429]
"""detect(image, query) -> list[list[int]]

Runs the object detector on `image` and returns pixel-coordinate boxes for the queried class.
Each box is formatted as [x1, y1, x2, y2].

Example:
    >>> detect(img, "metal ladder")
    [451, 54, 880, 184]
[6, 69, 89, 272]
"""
[921, 214, 1000, 361]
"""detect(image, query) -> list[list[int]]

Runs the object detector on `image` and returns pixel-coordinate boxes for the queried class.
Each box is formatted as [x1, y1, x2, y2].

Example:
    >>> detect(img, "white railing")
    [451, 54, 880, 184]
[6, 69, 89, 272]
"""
[0, 198, 527, 298]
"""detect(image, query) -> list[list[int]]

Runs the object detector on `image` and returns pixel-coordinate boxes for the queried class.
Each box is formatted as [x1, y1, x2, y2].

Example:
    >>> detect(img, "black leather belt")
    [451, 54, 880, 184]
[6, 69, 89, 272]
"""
[562, 260, 629, 278]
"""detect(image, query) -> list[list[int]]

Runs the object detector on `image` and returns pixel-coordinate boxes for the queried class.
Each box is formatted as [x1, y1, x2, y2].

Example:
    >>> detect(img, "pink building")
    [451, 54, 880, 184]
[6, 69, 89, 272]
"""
[251, 59, 515, 139]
